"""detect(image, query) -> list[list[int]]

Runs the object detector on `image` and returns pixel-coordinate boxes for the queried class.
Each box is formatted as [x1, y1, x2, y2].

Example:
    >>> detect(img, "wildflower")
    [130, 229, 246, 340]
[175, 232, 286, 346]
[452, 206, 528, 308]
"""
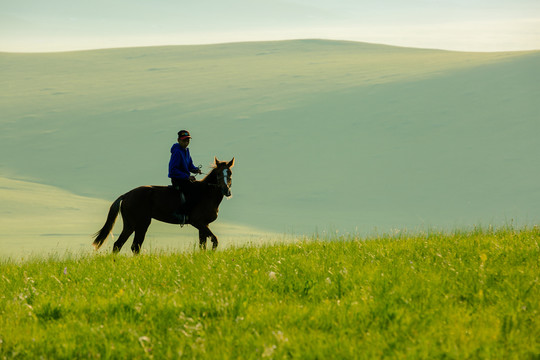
[268, 271, 277, 280]
[262, 344, 276, 358]
[63, 267, 67, 275]
[273, 330, 289, 343]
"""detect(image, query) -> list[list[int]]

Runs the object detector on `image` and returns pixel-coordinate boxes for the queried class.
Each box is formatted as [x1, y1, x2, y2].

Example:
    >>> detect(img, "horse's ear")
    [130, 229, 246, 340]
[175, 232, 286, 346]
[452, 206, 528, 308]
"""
[228, 158, 235, 168]
[214, 157, 219, 166]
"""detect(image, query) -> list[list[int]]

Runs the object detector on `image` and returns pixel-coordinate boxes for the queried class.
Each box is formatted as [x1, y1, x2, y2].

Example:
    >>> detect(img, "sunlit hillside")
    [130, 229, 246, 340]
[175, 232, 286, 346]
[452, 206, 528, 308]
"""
[1, 40, 539, 244]
[0, 177, 279, 259]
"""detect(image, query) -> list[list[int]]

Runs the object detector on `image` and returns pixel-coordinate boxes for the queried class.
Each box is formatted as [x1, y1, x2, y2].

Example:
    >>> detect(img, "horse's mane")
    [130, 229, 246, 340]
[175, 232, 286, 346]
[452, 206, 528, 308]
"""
[200, 165, 219, 184]
[199, 158, 233, 185]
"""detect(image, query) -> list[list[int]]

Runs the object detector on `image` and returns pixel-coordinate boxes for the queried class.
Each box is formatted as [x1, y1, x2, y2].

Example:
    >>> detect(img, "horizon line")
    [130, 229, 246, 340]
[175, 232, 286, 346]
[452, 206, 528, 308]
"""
[2, 37, 540, 55]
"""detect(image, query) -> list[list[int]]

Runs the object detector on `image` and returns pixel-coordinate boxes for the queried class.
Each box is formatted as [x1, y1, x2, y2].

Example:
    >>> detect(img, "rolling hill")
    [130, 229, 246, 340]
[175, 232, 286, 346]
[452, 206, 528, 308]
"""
[1, 39, 539, 255]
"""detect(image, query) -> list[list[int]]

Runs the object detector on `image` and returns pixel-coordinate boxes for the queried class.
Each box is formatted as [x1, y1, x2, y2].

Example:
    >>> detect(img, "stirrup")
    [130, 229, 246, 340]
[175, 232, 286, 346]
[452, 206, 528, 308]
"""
[181, 214, 189, 227]
[175, 213, 188, 227]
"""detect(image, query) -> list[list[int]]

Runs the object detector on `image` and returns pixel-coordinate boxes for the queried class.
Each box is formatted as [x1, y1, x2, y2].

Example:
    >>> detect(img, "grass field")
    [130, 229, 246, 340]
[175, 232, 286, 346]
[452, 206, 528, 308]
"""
[1, 227, 538, 359]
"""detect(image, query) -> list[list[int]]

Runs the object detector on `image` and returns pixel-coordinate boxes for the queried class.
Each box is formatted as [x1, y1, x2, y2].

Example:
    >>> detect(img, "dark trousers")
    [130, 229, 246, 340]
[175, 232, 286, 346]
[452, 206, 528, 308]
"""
[171, 178, 193, 213]
[171, 178, 192, 191]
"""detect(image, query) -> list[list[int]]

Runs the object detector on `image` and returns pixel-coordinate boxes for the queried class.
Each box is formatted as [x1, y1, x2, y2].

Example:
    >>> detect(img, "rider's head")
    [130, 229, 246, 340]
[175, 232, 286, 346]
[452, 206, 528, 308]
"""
[177, 130, 191, 148]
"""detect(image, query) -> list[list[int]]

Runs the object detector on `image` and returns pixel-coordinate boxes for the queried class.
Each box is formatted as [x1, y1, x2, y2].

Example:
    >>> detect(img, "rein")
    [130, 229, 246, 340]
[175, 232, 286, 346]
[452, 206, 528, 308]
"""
[199, 169, 225, 189]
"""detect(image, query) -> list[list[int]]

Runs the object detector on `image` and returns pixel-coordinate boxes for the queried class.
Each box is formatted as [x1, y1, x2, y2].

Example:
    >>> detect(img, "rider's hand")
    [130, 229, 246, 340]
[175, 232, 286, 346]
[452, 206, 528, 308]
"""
[189, 176, 196, 182]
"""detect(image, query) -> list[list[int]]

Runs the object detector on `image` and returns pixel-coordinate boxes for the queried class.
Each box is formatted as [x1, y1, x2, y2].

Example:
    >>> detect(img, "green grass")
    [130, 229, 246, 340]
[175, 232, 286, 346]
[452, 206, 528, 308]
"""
[1, 227, 538, 359]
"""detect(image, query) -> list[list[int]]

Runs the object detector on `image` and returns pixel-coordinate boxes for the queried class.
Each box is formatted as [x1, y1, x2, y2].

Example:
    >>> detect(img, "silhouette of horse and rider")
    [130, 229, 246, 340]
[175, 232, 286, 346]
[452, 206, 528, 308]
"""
[93, 130, 234, 254]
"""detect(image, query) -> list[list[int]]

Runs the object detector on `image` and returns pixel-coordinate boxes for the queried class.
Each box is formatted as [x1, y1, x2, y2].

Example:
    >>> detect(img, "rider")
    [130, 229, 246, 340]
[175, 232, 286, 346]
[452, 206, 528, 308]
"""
[168, 130, 202, 225]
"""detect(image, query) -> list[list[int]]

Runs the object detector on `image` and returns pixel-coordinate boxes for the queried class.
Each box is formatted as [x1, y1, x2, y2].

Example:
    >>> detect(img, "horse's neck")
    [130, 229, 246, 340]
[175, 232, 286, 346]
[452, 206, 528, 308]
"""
[200, 171, 224, 202]
[201, 170, 219, 185]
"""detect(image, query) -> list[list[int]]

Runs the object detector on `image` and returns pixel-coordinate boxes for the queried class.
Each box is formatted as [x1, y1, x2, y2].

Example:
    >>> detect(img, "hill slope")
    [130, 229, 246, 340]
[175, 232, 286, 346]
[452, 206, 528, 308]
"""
[0, 177, 278, 258]
[1, 40, 539, 235]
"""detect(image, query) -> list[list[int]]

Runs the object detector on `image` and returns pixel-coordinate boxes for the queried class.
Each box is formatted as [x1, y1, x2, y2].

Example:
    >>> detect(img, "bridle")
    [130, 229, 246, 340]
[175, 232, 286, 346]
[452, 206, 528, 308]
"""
[215, 167, 232, 197]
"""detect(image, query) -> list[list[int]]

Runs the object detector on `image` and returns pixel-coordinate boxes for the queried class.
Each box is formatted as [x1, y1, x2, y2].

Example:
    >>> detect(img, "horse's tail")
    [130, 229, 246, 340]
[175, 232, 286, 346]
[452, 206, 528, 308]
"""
[92, 195, 125, 250]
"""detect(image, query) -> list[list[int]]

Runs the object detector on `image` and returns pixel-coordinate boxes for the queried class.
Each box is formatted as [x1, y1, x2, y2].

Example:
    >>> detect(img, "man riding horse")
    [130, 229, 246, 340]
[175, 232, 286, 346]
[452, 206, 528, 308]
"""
[93, 155, 235, 253]
[168, 130, 202, 225]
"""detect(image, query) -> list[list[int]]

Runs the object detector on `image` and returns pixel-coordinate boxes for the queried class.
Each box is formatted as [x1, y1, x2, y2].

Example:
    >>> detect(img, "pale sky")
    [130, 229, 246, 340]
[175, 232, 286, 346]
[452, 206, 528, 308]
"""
[1, 0, 540, 52]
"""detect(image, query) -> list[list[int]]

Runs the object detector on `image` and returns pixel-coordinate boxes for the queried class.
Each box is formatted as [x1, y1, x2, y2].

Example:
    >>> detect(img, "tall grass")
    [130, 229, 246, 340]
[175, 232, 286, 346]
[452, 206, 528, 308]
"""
[1, 227, 538, 359]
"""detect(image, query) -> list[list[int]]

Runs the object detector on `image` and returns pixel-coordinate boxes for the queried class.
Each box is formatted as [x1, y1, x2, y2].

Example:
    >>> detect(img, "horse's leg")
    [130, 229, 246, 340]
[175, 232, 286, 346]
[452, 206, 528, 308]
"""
[131, 219, 151, 255]
[192, 224, 208, 250]
[207, 227, 219, 250]
[192, 224, 218, 250]
[200, 225, 218, 250]
[198, 230, 208, 250]
[113, 225, 134, 253]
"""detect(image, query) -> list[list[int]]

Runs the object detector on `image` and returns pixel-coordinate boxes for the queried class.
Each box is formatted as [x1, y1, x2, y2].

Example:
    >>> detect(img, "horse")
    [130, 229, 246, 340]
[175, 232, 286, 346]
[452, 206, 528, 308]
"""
[92, 157, 235, 254]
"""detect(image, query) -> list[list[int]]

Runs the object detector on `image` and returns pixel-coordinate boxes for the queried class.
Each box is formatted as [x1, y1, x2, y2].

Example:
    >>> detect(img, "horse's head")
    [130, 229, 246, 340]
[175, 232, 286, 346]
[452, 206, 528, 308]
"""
[213, 157, 235, 198]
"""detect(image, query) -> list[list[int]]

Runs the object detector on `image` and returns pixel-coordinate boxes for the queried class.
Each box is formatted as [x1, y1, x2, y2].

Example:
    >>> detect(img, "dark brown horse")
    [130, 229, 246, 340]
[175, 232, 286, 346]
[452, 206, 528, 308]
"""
[93, 157, 235, 254]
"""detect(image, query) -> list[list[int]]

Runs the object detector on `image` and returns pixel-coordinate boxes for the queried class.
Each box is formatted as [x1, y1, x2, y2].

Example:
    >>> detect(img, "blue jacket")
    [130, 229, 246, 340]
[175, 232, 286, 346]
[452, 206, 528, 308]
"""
[168, 143, 198, 179]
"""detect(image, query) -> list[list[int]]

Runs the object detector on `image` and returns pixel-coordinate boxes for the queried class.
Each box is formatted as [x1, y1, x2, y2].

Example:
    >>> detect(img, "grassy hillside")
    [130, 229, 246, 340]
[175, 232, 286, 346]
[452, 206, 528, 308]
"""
[1, 40, 539, 236]
[0, 229, 538, 358]
[0, 177, 280, 259]
[0, 177, 107, 258]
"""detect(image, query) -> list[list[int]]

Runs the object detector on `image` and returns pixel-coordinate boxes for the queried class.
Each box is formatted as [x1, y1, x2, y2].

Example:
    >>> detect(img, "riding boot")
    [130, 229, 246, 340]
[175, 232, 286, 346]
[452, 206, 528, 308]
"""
[173, 185, 186, 205]
[172, 185, 187, 226]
